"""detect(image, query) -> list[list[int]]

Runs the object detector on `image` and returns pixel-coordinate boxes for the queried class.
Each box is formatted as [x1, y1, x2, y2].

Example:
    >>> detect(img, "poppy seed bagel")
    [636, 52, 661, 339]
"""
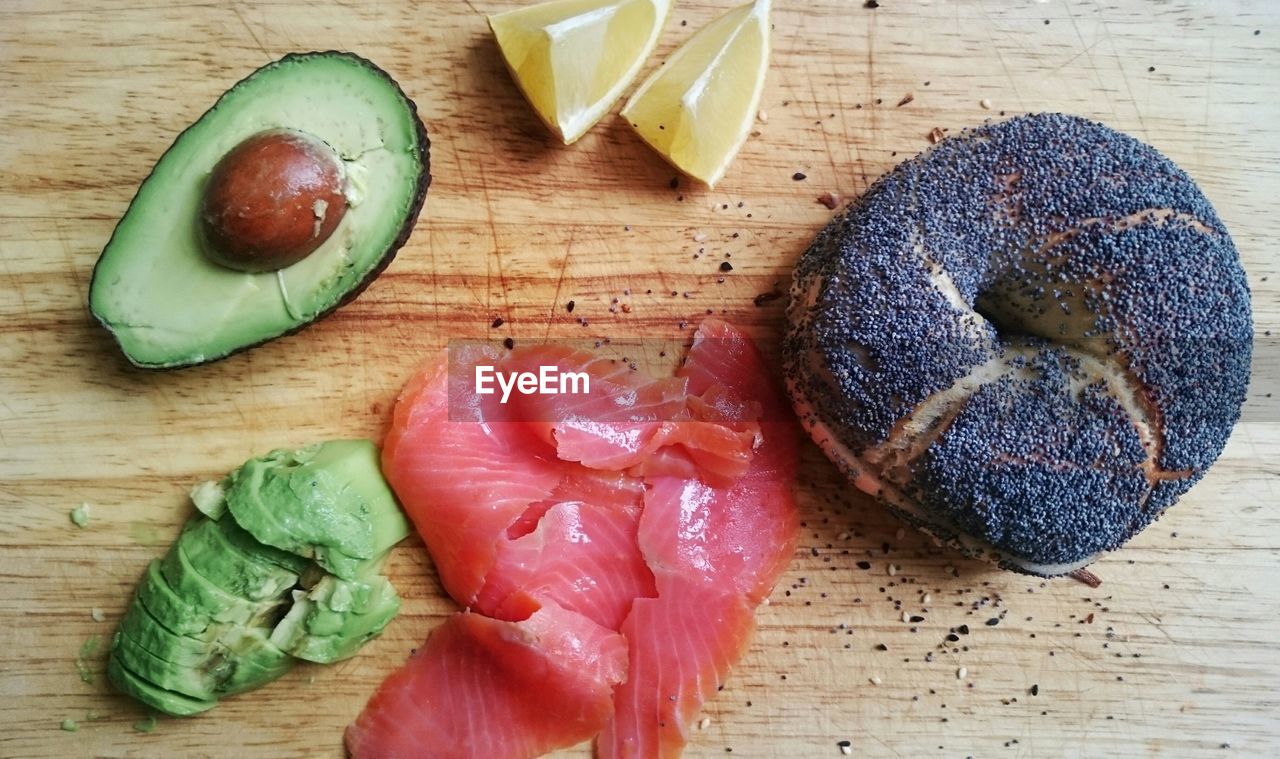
[783, 113, 1252, 576]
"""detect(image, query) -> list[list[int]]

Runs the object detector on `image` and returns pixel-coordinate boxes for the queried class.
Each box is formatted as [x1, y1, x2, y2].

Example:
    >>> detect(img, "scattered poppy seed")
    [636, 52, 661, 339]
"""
[491, 317, 504, 328]
[793, 172, 807, 181]
[503, 337, 514, 350]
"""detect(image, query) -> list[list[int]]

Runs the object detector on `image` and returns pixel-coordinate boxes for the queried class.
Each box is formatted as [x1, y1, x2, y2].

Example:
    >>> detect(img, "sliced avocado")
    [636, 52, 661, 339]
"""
[88, 51, 431, 369]
[176, 517, 302, 603]
[107, 654, 216, 717]
[112, 631, 222, 702]
[159, 538, 286, 629]
[118, 596, 229, 670]
[190, 479, 228, 520]
[137, 560, 215, 638]
[117, 590, 294, 700]
[271, 573, 400, 663]
[214, 626, 295, 696]
[111, 439, 409, 716]
[224, 440, 409, 579]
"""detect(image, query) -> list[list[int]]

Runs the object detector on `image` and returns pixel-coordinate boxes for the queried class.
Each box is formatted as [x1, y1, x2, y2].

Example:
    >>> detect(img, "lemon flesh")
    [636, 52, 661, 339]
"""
[622, 0, 771, 187]
[490, 0, 672, 145]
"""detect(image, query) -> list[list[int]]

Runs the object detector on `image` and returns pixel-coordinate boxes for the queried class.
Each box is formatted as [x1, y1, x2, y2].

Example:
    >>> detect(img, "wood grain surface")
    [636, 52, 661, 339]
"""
[2, 0, 1278, 757]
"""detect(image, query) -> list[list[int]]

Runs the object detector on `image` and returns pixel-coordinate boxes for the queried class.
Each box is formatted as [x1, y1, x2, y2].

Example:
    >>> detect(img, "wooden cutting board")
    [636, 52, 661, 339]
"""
[2, 1, 1277, 756]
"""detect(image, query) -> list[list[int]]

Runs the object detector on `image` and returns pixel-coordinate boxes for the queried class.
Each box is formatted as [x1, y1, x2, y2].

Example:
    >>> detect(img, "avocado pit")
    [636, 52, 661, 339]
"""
[200, 128, 348, 272]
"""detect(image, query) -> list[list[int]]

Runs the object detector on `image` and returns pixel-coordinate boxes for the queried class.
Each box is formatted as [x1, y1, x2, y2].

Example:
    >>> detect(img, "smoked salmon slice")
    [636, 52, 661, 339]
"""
[352, 319, 799, 758]
[475, 499, 657, 631]
[596, 577, 756, 759]
[381, 344, 563, 606]
[344, 605, 626, 759]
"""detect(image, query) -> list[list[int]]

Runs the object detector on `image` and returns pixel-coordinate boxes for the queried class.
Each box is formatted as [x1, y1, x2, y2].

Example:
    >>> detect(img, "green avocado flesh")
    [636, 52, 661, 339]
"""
[225, 439, 409, 579]
[110, 439, 407, 716]
[272, 573, 401, 663]
[108, 655, 217, 716]
[89, 51, 430, 369]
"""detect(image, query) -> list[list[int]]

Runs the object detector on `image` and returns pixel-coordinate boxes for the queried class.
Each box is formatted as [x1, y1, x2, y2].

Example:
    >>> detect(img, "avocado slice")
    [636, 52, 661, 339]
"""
[137, 559, 216, 638]
[214, 626, 295, 696]
[224, 440, 409, 580]
[107, 653, 217, 717]
[88, 51, 431, 369]
[176, 517, 302, 603]
[112, 630, 223, 702]
[271, 573, 400, 663]
[159, 538, 286, 629]
[118, 585, 294, 700]
[118, 596, 229, 670]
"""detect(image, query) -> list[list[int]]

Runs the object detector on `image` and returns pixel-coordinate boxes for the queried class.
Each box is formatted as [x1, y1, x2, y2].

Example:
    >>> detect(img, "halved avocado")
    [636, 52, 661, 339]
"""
[88, 51, 431, 369]
[107, 653, 217, 717]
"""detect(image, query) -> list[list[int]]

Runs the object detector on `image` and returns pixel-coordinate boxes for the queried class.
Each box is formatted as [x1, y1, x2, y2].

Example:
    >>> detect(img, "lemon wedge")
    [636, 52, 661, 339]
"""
[489, 0, 673, 145]
[621, 0, 771, 186]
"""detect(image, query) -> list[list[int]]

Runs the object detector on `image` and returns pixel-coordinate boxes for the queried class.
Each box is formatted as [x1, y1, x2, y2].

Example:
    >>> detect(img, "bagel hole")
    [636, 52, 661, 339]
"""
[843, 340, 880, 374]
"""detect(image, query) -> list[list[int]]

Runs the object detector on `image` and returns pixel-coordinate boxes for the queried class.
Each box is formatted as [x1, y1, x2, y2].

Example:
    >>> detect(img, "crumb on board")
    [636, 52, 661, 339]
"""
[70, 503, 90, 528]
[132, 714, 157, 733]
[75, 635, 100, 685]
[59, 718, 78, 732]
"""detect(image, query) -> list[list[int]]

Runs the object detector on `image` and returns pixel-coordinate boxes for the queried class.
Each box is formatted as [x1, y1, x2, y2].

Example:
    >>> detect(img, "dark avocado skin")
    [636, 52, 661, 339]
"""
[88, 50, 431, 370]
